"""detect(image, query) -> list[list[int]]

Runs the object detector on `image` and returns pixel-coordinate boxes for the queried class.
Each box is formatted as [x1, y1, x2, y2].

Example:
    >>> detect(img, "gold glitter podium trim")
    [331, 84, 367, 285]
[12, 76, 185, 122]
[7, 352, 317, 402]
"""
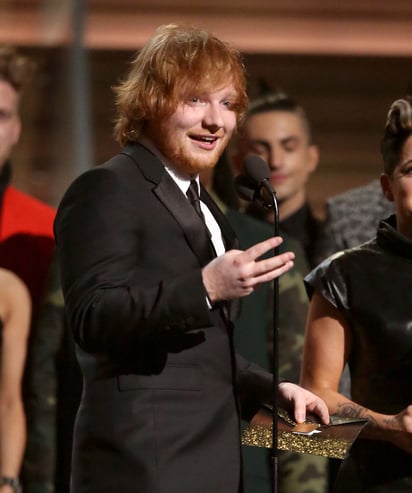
[242, 407, 367, 459]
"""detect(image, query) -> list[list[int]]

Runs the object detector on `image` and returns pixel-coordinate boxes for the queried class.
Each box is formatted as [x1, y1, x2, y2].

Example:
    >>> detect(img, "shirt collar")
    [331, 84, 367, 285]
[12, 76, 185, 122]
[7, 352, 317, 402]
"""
[138, 137, 199, 195]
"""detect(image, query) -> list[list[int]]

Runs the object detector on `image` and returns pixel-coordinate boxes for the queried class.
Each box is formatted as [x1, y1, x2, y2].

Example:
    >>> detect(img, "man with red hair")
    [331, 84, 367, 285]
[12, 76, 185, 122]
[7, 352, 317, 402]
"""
[55, 24, 329, 493]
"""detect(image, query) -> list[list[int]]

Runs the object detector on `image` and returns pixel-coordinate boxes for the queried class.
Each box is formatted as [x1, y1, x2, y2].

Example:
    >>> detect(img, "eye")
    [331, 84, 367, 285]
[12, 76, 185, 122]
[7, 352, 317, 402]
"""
[282, 138, 299, 152]
[187, 96, 204, 106]
[251, 143, 265, 154]
[249, 142, 269, 159]
[399, 161, 412, 175]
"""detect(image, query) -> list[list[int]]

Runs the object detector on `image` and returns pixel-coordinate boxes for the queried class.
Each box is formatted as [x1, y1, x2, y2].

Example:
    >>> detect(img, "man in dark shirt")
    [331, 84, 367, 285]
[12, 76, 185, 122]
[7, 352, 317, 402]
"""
[233, 91, 322, 267]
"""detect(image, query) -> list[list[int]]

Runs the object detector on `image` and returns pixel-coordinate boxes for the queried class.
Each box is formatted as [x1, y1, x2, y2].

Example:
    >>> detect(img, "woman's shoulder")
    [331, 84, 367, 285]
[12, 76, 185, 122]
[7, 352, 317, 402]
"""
[0, 268, 29, 292]
[305, 238, 380, 308]
[316, 237, 380, 271]
[0, 269, 31, 320]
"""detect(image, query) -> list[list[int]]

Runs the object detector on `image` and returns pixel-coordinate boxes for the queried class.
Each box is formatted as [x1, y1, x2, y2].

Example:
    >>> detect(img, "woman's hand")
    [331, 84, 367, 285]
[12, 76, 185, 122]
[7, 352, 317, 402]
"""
[384, 405, 412, 454]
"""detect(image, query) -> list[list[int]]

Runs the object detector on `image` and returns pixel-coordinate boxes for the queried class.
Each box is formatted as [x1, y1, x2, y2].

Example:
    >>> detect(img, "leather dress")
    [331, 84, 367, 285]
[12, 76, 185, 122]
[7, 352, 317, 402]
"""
[305, 215, 412, 492]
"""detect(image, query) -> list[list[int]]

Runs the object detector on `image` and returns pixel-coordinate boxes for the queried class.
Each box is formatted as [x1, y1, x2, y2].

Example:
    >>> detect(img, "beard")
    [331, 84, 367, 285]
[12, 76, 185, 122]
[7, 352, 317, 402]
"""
[155, 123, 229, 176]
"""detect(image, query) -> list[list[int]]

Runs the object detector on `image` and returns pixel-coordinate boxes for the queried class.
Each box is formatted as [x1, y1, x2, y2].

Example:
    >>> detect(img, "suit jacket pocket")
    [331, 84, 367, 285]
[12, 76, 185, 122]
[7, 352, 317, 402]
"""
[117, 365, 201, 391]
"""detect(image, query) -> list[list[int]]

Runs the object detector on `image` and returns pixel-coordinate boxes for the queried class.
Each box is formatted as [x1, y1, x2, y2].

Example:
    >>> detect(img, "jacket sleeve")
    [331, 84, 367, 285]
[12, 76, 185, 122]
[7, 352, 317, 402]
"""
[235, 353, 273, 421]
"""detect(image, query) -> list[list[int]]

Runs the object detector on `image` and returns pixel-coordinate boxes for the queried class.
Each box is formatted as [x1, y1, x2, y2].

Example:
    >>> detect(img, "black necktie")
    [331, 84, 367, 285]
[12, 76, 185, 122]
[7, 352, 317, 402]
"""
[186, 180, 216, 261]
[186, 180, 205, 221]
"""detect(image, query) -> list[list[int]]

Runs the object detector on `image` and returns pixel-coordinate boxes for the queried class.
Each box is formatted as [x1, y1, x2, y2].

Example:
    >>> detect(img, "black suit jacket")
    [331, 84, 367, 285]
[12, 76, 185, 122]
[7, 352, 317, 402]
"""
[54, 142, 272, 493]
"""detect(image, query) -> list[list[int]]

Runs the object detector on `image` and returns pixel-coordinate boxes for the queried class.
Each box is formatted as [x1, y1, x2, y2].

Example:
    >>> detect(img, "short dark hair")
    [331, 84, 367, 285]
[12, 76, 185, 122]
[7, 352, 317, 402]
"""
[0, 44, 34, 93]
[381, 96, 412, 176]
[245, 91, 312, 142]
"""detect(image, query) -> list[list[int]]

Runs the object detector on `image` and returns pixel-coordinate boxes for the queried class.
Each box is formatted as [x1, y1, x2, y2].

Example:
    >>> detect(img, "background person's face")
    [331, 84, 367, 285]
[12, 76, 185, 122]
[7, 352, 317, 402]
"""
[381, 134, 412, 237]
[146, 83, 238, 176]
[239, 110, 318, 207]
[0, 80, 21, 168]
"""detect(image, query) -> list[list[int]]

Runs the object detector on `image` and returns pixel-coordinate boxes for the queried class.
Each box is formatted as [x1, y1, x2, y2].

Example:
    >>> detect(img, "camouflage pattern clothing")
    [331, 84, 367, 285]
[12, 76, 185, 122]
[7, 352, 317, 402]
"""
[23, 255, 82, 493]
[224, 207, 328, 493]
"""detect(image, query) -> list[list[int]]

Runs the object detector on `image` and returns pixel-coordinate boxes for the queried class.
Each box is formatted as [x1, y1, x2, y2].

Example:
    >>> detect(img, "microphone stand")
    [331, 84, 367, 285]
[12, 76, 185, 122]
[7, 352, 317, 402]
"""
[235, 166, 280, 493]
[260, 179, 280, 493]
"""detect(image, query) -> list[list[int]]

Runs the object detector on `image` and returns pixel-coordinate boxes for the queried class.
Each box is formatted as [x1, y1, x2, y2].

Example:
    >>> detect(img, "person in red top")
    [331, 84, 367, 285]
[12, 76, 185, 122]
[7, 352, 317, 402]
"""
[0, 44, 55, 493]
[0, 44, 55, 322]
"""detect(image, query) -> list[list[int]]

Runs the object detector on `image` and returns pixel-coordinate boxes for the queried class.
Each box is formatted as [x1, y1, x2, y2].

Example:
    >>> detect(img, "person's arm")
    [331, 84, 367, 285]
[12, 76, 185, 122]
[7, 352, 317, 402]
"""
[301, 291, 412, 454]
[0, 271, 31, 492]
[235, 353, 329, 425]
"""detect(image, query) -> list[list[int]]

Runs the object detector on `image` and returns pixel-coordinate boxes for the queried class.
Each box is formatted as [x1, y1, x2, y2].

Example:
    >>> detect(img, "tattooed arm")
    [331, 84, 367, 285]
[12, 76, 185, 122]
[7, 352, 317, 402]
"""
[300, 291, 412, 455]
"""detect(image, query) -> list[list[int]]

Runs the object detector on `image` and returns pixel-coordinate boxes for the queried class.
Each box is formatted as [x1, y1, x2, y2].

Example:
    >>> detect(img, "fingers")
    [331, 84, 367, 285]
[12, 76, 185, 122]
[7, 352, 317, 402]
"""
[279, 382, 330, 425]
[242, 236, 284, 262]
[292, 397, 307, 424]
[236, 252, 295, 289]
[252, 253, 295, 279]
[242, 238, 295, 273]
[306, 400, 330, 425]
[238, 259, 294, 290]
[292, 392, 329, 425]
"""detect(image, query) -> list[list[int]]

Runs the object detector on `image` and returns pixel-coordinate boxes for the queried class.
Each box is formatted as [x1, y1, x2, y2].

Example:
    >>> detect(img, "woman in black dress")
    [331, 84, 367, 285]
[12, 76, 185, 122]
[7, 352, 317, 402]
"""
[300, 96, 412, 492]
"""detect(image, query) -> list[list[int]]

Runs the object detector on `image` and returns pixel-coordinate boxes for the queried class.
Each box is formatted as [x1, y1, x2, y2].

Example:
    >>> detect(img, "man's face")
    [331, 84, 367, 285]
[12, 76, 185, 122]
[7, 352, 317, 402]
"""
[237, 110, 318, 207]
[146, 83, 238, 176]
[0, 79, 21, 168]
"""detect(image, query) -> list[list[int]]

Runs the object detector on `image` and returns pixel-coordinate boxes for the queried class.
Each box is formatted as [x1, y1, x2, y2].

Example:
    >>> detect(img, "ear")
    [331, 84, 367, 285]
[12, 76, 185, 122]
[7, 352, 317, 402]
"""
[308, 144, 320, 173]
[380, 173, 394, 202]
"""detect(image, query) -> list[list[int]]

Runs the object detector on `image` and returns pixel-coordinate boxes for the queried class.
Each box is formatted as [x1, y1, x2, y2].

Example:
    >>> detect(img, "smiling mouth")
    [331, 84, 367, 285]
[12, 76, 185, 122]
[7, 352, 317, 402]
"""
[190, 135, 218, 144]
[271, 172, 287, 180]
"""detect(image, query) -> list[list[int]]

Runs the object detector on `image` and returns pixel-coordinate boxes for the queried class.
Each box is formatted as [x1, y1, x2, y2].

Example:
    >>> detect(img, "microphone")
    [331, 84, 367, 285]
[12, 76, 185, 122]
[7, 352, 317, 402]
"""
[234, 154, 274, 209]
[233, 174, 257, 202]
[243, 152, 270, 183]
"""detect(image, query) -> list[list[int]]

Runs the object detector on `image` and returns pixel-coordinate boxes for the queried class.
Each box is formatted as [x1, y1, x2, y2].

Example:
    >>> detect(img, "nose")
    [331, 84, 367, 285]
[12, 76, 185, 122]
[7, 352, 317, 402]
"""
[203, 103, 224, 131]
[267, 147, 282, 170]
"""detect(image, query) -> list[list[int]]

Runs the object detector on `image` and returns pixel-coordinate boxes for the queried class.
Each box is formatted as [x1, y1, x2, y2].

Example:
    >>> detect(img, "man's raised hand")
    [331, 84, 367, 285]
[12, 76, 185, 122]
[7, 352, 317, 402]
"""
[202, 236, 295, 303]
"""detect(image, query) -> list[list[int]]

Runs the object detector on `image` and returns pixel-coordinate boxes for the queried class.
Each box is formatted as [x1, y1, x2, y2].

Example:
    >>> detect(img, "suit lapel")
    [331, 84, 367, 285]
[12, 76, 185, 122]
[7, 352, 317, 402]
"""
[121, 143, 216, 267]
[155, 177, 216, 266]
